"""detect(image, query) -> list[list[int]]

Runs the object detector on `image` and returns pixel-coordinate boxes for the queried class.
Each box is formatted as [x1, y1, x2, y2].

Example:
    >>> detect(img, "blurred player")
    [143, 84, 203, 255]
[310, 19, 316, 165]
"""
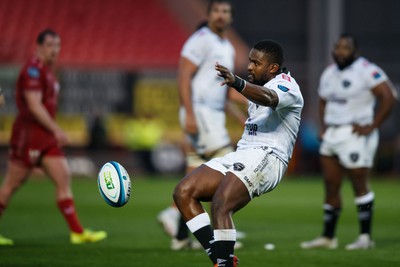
[174, 39, 304, 267]
[0, 29, 107, 245]
[301, 34, 396, 250]
[157, 0, 247, 250]
[0, 86, 5, 107]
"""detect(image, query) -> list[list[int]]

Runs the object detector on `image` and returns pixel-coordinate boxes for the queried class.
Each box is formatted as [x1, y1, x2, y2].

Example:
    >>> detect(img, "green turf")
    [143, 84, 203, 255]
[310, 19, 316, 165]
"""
[0, 174, 399, 267]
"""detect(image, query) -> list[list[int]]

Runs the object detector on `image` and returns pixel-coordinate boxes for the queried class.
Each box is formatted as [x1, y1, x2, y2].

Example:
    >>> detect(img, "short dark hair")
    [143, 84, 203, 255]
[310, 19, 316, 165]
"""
[207, 0, 233, 14]
[36, 29, 58, 45]
[253, 39, 284, 66]
[339, 33, 359, 51]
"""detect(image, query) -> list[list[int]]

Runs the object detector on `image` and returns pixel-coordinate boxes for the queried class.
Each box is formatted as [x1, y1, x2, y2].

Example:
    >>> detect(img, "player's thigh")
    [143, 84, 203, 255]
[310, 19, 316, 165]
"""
[175, 164, 224, 202]
[41, 155, 71, 191]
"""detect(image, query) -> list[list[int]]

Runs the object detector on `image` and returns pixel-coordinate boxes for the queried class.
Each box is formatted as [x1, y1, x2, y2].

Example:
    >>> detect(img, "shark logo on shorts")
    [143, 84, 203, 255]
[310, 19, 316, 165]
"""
[233, 162, 245, 171]
[350, 153, 359, 163]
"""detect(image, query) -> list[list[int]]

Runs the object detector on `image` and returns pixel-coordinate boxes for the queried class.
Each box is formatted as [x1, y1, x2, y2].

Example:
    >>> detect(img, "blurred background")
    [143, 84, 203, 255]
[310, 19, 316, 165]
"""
[0, 0, 399, 177]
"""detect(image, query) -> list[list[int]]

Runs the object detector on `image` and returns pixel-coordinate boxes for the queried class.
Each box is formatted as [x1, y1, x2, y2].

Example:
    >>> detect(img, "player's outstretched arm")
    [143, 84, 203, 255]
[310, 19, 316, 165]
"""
[216, 63, 278, 108]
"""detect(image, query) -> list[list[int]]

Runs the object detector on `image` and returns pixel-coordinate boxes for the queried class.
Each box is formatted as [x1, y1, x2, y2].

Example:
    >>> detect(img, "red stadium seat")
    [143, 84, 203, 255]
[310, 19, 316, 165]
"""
[0, 0, 188, 70]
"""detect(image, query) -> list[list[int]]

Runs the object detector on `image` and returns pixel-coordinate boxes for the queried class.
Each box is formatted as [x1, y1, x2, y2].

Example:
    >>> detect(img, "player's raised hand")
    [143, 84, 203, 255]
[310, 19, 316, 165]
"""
[352, 124, 375, 136]
[215, 63, 235, 87]
[215, 63, 246, 93]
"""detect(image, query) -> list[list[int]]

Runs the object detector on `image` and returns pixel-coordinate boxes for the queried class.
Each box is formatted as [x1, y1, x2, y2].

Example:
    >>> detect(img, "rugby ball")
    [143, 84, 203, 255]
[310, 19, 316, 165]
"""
[98, 161, 131, 207]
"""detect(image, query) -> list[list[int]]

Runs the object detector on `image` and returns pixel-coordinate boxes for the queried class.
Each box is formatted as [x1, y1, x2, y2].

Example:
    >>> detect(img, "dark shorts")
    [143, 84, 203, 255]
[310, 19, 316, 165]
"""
[9, 120, 64, 168]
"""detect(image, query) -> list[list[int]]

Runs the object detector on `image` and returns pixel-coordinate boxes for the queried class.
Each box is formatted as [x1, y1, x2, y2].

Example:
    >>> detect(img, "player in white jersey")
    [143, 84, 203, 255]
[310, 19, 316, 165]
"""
[173, 39, 303, 267]
[179, 19, 235, 157]
[157, 0, 247, 251]
[301, 34, 396, 250]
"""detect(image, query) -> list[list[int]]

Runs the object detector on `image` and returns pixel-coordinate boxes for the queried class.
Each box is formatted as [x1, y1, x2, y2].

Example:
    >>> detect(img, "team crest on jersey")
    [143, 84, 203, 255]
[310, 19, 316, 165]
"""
[350, 153, 359, 163]
[342, 80, 351, 88]
[233, 162, 245, 171]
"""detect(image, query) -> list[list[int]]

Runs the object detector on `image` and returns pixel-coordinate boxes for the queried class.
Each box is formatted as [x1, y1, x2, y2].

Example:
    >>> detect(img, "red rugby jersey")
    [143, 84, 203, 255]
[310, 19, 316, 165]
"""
[15, 56, 60, 122]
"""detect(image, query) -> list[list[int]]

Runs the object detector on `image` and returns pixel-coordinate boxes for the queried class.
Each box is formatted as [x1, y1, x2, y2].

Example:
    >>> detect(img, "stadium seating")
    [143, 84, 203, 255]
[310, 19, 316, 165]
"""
[0, 0, 188, 69]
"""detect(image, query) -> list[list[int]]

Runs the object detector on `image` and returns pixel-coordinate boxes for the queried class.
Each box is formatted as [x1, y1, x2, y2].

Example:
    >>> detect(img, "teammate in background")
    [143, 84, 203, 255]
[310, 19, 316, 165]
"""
[157, 0, 247, 250]
[173, 39, 303, 267]
[0, 29, 107, 245]
[301, 34, 396, 250]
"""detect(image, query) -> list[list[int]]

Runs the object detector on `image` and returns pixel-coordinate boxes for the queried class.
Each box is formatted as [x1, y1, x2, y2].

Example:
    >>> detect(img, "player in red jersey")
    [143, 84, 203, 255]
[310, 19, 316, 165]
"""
[0, 86, 4, 107]
[0, 29, 107, 245]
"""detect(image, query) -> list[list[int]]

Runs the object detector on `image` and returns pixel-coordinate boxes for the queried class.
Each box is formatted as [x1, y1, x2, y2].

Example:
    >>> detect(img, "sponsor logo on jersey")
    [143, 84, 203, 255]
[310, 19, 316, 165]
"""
[28, 79, 40, 86]
[245, 123, 258, 136]
[233, 162, 245, 171]
[277, 84, 289, 92]
[372, 71, 381, 79]
[328, 94, 347, 104]
[27, 66, 40, 79]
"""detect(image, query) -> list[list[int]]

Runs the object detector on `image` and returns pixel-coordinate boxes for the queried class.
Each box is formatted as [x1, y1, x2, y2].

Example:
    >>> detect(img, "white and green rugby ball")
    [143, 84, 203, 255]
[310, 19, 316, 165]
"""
[98, 161, 131, 207]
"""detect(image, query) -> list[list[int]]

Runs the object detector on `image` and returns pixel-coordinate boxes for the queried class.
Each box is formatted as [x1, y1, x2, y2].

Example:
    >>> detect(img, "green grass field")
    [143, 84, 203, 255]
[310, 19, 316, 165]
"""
[0, 174, 399, 267]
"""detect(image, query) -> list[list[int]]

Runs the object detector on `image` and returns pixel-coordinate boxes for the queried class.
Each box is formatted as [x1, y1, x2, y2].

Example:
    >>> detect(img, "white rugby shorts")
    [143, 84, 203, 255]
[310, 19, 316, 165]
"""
[205, 146, 287, 199]
[180, 105, 231, 155]
[319, 125, 379, 168]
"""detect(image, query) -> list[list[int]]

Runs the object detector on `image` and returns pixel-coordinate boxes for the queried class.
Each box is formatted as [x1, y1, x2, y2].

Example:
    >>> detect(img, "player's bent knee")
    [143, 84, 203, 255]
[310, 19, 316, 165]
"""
[173, 183, 190, 207]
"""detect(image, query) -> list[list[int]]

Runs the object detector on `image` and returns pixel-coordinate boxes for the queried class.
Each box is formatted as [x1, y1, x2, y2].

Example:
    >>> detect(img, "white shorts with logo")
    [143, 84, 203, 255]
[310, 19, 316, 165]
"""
[319, 125, 379, 168]
[180, 105, 231, 155]
[205, 146, 287, 199]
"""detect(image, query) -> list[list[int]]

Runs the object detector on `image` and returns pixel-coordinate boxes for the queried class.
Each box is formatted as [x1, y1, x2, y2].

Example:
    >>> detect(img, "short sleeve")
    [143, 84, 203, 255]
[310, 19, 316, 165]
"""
[21, 65, 42, 91]
[180, 29, 210, 66]
[269, 78, 301, 110]
[362, 63, 388, 90]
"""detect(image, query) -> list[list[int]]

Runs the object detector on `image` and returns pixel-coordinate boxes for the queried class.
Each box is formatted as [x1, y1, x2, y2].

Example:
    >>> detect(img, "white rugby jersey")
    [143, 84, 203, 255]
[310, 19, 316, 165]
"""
[318, 57, 388, 126]
[237, 73, 304, 164]
[181, 26, 235, 110]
